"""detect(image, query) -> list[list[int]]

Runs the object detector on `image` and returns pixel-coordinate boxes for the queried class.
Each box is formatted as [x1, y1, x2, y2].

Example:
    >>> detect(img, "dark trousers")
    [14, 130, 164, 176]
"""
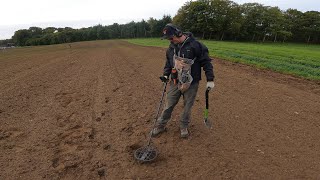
[157, 81, 199, 129]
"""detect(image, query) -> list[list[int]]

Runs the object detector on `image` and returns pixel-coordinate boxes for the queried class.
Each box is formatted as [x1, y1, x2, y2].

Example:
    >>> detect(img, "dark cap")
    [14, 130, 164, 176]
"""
[162, 24, 181, 39]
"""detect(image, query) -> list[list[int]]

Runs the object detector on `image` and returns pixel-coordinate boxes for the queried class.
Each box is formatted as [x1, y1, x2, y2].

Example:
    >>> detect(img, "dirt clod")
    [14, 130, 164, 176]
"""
[97, 168, 106, 177]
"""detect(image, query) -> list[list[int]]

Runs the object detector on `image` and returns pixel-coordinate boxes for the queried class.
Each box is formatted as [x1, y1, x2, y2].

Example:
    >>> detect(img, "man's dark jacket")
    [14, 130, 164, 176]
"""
[163, 33, 214, 83]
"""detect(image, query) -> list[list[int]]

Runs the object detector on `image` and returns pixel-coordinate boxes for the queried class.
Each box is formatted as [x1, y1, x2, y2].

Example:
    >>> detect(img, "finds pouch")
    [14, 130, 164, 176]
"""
[173, 54, 195, 92]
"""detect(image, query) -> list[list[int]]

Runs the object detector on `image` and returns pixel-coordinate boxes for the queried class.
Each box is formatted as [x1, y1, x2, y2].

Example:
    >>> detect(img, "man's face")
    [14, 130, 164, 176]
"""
[169, 36, 180, 44]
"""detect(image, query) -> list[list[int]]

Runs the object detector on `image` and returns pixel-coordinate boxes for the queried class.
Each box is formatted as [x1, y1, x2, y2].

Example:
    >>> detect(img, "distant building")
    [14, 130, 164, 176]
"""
[7, 43, 15, 47]
[1, 43, 15, 50]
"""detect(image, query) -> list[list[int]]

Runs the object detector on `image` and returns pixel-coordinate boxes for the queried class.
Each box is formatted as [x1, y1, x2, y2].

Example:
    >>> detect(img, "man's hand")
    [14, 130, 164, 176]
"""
[159, 75, 169, 83]
[206, 81, 215, 90]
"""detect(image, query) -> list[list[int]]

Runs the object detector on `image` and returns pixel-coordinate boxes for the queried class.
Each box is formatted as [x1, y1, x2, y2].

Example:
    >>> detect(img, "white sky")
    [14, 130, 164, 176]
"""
[1, 0, 319, 40]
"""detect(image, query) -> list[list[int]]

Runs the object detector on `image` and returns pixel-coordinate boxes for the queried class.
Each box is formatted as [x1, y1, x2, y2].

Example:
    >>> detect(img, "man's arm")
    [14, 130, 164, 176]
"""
[196, 42, 214, 81]
[163, 48, 172, 77]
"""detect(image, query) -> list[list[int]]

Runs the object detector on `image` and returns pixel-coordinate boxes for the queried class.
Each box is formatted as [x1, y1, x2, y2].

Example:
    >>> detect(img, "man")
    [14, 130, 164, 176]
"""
[152, 23, 215, 138]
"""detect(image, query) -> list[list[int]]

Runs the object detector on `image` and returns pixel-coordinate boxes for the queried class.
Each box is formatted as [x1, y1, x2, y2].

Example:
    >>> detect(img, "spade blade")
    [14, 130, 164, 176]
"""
[204, 109, 212, 129]
[204, 118, 212, 128]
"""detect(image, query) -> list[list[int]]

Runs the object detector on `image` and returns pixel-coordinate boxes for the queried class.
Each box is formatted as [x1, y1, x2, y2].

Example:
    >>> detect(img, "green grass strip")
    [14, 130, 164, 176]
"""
[125, 38, 320, 80]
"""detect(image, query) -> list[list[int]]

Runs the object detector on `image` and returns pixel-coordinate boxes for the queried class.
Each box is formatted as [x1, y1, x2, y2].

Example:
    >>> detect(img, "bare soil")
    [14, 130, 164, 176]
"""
[0, 40, 320, 179]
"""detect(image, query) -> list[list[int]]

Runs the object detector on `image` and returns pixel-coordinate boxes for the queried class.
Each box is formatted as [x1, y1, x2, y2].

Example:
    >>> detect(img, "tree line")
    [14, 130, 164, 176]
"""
[0, 16, 172, 47]
[4, 15, 172, 46]
[174, 0, 320, 43]
[1, 0, 319, 46]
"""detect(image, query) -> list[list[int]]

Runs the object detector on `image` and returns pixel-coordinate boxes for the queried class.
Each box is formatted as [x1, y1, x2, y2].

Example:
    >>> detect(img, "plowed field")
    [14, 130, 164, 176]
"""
[1, 40, 320, 179]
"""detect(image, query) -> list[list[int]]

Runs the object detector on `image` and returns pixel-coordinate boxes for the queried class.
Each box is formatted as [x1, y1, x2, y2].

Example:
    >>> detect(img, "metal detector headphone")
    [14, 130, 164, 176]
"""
[166, 24, 183, 37]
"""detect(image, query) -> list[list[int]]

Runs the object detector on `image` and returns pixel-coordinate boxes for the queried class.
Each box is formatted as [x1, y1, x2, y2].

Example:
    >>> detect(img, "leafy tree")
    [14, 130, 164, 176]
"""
[227, 3, 243, 40]
[12, 29, 31, 46]
[136, 20, 149, 38]
[108, 23, 121, 39]
[240, 3, 267, 41]
[147, 18, 159, 37]
[301, 11, 320, 43]
[261, 6, 285, 42]
[28, 27, 43, 38]
[283, 9, 303, 42]
[43, 27, 57, 34]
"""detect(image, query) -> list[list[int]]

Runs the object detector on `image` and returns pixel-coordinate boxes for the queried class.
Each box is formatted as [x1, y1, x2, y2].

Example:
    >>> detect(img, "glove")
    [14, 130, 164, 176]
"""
[206, 81, 215, 90]
[159, 75, 169, 83]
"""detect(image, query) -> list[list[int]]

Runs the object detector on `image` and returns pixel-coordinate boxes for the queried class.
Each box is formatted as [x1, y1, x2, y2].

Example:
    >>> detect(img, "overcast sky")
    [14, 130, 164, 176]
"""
[1, 0, 319, 40]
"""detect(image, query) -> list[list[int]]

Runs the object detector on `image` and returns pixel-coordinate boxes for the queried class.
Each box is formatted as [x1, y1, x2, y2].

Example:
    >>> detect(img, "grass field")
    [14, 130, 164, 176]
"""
[126, 38, 320, 80]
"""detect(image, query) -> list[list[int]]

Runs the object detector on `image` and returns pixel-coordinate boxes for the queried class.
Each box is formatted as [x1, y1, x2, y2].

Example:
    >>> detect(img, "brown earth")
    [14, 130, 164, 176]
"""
[0, 40, 320, 179]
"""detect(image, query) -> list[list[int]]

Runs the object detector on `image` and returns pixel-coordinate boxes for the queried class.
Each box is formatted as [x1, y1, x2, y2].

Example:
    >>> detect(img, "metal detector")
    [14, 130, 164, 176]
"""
[134, 82, 168, 163]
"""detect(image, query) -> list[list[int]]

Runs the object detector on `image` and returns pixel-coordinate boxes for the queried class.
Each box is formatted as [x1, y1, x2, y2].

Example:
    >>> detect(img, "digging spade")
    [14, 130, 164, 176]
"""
[204, 87, 212, 128]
